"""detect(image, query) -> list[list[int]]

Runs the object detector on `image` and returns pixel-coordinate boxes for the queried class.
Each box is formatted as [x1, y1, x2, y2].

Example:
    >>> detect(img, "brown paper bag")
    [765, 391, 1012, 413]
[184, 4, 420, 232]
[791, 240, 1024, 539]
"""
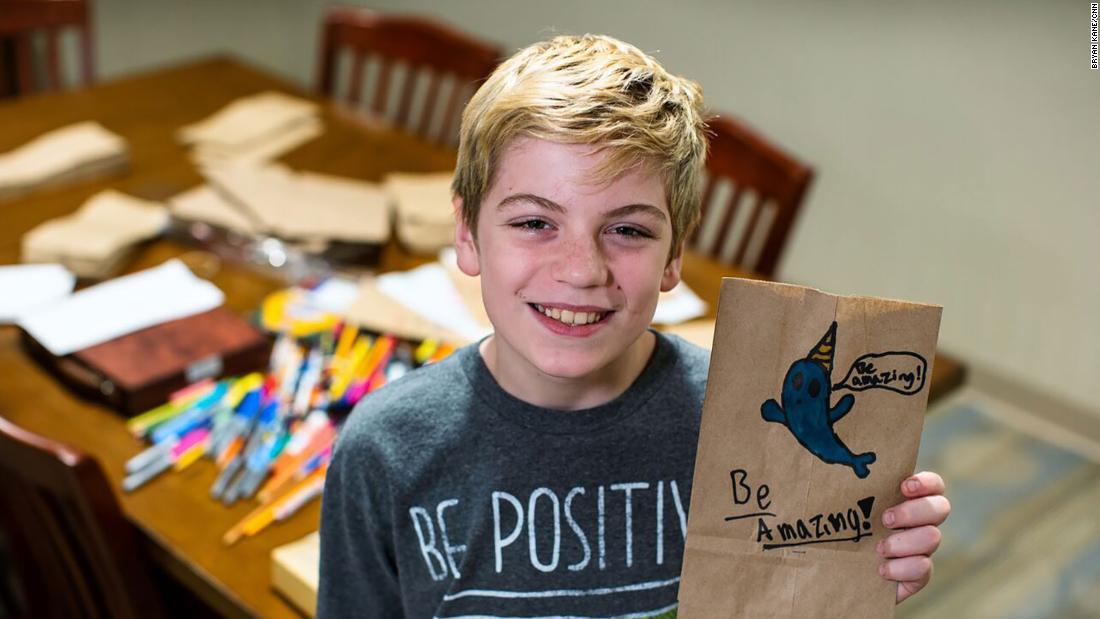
[678, 278, 942, 618]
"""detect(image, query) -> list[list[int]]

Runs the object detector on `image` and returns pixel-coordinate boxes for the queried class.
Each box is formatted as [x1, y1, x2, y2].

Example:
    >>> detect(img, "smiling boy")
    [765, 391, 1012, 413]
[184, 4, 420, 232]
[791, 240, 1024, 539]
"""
[319, 34, 948, 618]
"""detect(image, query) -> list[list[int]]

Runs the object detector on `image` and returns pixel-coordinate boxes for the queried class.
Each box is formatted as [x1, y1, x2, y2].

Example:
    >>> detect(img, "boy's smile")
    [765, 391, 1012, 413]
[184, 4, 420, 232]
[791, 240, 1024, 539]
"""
[454, 137, 683, 410]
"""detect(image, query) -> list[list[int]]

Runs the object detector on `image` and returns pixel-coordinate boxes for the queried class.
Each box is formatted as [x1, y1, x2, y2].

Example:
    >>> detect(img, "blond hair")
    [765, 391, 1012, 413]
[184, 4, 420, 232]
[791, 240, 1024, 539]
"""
[452, 34, 708, 258]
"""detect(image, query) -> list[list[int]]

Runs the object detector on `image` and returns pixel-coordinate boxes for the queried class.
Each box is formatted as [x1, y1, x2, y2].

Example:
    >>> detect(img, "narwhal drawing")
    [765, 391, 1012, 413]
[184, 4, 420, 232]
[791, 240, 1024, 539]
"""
[760, 322, 877, 479]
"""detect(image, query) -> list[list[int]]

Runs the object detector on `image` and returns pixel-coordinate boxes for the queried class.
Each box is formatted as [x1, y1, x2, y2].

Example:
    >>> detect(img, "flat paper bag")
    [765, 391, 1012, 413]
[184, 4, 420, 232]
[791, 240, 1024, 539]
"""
[678, 278, 941, 618]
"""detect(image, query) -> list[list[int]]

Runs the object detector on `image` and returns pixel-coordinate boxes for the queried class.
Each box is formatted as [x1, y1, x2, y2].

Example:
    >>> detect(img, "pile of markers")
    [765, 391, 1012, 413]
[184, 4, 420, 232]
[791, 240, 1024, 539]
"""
[121, 321, 455, 545]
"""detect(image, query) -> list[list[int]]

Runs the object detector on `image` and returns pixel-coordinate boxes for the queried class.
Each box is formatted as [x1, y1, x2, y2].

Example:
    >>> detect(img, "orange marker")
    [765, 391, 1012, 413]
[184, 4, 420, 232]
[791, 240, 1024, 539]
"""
[259, 425, 335, 503]
[222, 465, 328, 545]
[217, 436, 243, 469]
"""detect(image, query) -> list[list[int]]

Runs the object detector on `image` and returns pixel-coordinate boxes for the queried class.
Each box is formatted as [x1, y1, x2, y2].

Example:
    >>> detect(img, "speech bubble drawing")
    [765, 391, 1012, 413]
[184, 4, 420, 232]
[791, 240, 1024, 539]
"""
[832, 351, 928, 395]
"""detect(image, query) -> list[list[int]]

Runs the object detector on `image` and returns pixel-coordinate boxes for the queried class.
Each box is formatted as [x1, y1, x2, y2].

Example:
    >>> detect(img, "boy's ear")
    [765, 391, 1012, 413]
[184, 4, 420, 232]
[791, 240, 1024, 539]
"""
[660, 242, 685, 292]
[453, 196, 481, 277]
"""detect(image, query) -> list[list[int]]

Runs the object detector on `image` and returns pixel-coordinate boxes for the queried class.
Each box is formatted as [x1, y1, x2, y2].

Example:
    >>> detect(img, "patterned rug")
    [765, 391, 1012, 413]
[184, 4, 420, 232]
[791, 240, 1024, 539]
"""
[899, 395, 1100, 618]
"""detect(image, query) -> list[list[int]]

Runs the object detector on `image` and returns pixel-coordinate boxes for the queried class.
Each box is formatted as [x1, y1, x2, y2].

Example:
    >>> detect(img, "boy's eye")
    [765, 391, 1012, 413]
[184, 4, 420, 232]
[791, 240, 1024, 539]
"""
[509, 219, 550, 231]
[608, 225, 653, 238]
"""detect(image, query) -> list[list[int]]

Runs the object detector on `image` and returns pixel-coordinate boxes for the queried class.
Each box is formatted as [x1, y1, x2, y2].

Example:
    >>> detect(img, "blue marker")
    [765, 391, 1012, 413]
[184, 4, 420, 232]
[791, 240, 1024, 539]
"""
[150, 381, 229, 444]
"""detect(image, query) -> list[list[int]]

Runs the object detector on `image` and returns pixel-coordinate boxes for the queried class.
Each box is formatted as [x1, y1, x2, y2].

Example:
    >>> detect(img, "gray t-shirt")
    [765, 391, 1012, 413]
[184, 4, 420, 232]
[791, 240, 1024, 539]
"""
[318, 332, 709, 619]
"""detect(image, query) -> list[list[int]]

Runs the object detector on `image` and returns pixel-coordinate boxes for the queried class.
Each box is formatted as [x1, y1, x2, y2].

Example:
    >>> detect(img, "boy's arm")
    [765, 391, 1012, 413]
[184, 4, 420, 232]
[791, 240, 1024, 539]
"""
[317, 437, 403, 618]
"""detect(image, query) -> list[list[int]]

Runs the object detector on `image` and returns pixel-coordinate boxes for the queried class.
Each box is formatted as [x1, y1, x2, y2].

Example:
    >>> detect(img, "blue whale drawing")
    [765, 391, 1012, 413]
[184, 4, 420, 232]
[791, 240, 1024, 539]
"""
[761, 323, 876, 479]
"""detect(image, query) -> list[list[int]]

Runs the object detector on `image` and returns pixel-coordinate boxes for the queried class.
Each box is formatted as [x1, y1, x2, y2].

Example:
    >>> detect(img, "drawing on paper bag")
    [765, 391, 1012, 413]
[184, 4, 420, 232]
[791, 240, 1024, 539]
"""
[760, 322, 877, 478]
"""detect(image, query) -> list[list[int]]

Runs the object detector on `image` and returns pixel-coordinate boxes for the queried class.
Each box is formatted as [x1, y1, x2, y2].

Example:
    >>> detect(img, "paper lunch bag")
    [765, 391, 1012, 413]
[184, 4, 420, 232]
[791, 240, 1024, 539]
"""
[678, 278, 942, 618]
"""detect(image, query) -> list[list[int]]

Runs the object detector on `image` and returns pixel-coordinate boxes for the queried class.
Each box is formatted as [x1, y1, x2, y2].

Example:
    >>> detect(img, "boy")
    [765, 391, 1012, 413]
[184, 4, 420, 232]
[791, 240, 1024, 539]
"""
[319, 34, 948, 618]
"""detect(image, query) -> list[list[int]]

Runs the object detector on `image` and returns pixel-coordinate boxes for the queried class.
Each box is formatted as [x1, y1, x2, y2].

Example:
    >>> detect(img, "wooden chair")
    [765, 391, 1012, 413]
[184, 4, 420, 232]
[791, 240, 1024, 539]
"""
[691, 114, 814, 278]
[315, 7, 500, 145]
[0, 0, 95, 96]
[0, 415, 165, 619]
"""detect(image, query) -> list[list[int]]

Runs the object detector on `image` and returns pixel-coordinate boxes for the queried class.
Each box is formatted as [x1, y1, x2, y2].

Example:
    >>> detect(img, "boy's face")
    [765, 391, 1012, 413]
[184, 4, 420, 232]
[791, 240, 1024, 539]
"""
[454, 137, 682, 382]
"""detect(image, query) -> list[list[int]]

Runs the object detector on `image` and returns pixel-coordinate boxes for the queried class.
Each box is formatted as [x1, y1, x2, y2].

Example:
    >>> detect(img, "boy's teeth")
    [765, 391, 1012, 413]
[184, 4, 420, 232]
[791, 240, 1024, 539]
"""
[534, 304, 604, 326]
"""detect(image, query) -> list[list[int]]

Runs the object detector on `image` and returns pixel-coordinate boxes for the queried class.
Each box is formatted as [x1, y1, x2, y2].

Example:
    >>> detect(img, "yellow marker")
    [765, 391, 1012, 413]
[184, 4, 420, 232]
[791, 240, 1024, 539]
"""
[127, 395, 199, 437]
[358, 336, 394, 383]
[241, 509, 277, 537]
[260, 289, 292, 332]
[126, 400, 182, 435]
[333, 322, 360, 370]
[173, 442, 206, 471]
[414, 339, 439, 365]
[429, 343, 455, 364]
[225, 373, 263, 409]
[329, 335, 370, 400]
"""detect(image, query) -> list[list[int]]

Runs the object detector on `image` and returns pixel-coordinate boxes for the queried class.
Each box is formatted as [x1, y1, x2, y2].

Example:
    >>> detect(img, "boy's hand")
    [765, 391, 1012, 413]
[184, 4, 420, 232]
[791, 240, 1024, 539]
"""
[877, 471, 949, 603]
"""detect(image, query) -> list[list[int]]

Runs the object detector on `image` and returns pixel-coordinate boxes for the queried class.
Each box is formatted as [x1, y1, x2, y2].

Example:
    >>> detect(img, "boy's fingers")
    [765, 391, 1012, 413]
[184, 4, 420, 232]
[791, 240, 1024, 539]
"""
[895, 572, 931, 604]
[879, 554, 932, 585]
[883, 495, 951, 529]
[901, 471, 946, 498]
[876, 525, 941, 558]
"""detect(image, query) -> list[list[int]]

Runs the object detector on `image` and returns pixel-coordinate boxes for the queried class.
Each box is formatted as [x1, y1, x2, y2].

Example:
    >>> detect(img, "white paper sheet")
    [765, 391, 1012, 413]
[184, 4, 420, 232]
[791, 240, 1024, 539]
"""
[375, 263, 492, 343]
[18, 259, 225, 356]
[0, 264, 76, 322]
[653, 282, 708, 325]
[310, 277, 360, 314]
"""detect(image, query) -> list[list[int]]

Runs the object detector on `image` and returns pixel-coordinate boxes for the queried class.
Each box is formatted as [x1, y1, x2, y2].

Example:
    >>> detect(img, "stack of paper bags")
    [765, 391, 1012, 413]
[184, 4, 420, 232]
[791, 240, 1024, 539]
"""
[169, 184, 260, 236]
[384, 172, 455, 255]
[0, 121, 128, 202]
[197, 164, 391, 247]
[178, 91, 323, 165]
[22, 190, 169, 279]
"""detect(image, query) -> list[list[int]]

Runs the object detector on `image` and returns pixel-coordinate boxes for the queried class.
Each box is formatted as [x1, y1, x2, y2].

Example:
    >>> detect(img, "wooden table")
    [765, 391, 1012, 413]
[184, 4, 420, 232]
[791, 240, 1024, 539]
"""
[0, 57, 966, 618]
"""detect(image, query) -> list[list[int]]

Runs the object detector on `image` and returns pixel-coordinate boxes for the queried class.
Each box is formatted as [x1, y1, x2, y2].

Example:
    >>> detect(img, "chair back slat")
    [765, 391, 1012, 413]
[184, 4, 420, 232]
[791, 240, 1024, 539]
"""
[0, 416, 166, 618]
[416, 72, 443, 137]
[371, 58, 393, 115]
[13, 32, 33, 93]
[696, 115, 814, 277]
[394, 64, 419, 126]
[45, 29, 62, 90]
[436, 78, 468, 146]
[316, 8, 499, 145]
[691, 175, 717, 248]
[733, 192, 768, 267]
[0, 0, 95, 96]
[346, 50, 365, 106]
[710, 183, 745, 258]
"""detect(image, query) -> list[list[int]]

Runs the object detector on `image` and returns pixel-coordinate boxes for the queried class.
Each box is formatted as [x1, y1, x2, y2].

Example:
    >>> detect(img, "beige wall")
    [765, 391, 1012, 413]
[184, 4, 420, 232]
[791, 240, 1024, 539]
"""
[95, 0, 1100, 413]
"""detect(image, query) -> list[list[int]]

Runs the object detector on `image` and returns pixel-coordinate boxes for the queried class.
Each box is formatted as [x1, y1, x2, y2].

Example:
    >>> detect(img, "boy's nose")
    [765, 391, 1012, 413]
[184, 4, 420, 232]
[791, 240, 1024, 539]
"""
[552, 236, 610, 288]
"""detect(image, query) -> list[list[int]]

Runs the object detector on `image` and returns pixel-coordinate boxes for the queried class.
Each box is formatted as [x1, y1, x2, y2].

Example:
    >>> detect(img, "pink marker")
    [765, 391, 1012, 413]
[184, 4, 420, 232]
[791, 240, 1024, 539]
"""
[169, 378, 215, 403]
[343, 379, 370, 404]
[171, 427, 210, 460]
